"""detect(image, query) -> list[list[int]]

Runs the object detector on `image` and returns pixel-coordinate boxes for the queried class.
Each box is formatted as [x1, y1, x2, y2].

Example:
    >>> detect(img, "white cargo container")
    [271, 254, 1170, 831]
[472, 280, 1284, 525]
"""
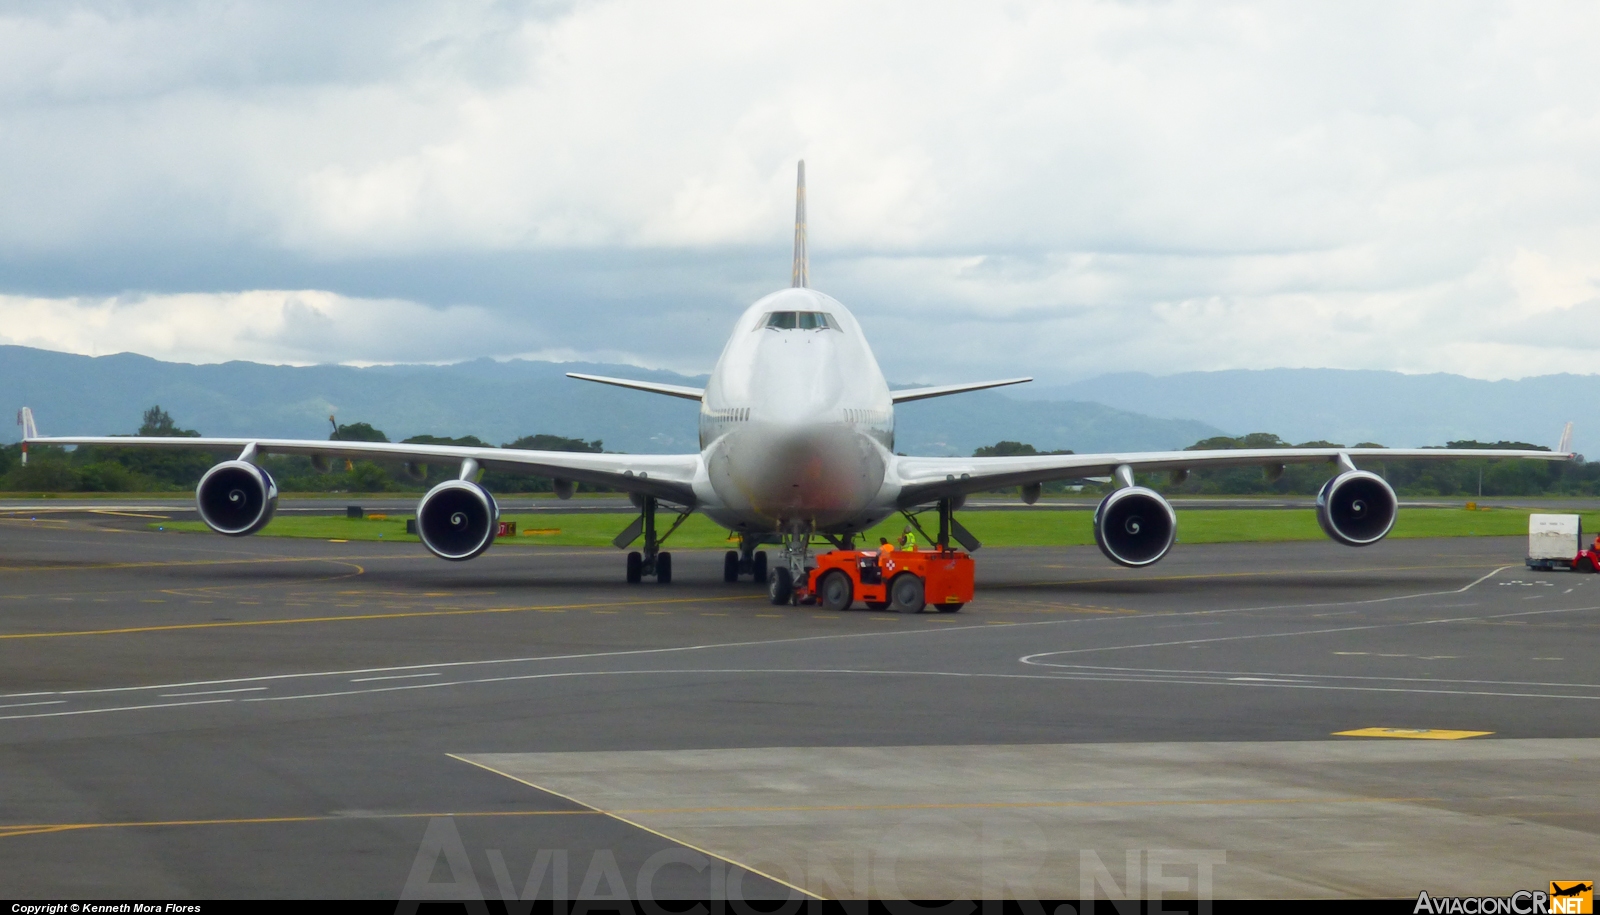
[1527, 513, 1582, 570]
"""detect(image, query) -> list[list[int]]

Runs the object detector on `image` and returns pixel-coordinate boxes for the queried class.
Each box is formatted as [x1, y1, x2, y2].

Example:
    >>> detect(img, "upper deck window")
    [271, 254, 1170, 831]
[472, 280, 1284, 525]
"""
[764, 311, 836, 330]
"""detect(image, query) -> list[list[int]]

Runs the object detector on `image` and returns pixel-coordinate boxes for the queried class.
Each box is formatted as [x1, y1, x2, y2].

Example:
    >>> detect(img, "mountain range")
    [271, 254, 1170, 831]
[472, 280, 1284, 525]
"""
[0, 346, 1218, 456]
[1017, 369, 1594, 455]
[3, 346, 1591, 457]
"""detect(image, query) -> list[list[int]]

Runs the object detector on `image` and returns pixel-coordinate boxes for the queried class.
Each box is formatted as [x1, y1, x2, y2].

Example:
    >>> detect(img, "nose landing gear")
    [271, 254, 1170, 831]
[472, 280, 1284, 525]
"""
[767, 523, 816, 605]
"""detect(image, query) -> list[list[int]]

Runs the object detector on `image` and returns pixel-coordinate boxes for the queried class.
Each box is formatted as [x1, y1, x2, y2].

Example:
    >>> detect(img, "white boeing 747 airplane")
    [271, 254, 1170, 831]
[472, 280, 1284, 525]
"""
[22, 162, 1575, 608]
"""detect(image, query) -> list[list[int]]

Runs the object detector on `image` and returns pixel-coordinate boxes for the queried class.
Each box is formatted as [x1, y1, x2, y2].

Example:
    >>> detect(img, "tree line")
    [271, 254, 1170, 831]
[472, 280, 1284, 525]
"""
[974, 433, 1586, 497]
[0, 407, 606, 494]
[0, 408, 1588, 496]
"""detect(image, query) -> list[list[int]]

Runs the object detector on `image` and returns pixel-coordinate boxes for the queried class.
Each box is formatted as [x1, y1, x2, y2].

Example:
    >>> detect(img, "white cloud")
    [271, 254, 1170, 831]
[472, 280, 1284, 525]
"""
[0, 288, 728, 374]
[0, 290, 514, 366]
[3, 1, 1600, 381]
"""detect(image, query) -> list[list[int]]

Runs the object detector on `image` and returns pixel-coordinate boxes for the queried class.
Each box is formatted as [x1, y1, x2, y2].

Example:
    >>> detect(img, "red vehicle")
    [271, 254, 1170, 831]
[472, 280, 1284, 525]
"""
[797, 547, 975, 613]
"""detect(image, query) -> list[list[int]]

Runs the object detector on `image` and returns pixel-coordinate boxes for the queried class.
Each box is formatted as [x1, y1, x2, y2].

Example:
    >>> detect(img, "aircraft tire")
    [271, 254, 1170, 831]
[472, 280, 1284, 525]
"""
[656, 552, 672, 584]
[768, 567, 793, 605]
[723, 550, 739, 582]
[865, 601, 889, 611]
[626, 551, 643, 584]
[819, 570, 853, 611]
[889, 573, 925, 613]
[935, 602, 964, 613]
[752, 551, 768, 584]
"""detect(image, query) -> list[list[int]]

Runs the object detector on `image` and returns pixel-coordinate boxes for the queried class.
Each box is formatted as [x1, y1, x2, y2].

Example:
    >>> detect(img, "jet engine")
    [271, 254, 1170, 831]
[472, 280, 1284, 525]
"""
[416, 480, 499, 561]
[195, 460, 279, 536]
[1316, 470, 1397, 546]
[1094, 486, 1177, 567]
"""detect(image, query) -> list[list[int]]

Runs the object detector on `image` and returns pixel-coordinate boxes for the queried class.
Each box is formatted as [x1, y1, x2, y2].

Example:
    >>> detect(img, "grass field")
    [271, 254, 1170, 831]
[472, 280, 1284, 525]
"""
[153, 506, 1576, 548]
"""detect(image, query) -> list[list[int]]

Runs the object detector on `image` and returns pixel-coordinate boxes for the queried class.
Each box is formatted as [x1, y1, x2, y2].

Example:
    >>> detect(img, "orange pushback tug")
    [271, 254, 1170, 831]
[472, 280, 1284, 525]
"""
[799, 547, 975, 613]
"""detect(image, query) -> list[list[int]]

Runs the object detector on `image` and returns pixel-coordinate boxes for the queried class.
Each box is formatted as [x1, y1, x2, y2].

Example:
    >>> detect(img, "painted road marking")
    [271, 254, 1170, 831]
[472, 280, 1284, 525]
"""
[0, 809, 594, 839]
[0, 792, 1446, 840]
[1334, 727, 1494, 740]
[0, 593, 762, 639]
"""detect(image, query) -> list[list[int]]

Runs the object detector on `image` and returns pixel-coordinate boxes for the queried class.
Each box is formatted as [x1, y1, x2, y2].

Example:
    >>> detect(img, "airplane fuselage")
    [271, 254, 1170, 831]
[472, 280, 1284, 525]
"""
[694, 287, 900, 536]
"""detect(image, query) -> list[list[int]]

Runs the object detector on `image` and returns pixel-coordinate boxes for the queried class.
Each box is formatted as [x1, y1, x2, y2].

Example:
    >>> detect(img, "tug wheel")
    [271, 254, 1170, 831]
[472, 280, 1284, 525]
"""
[889, 573, 925, 614]
[819, 570, 854, 611]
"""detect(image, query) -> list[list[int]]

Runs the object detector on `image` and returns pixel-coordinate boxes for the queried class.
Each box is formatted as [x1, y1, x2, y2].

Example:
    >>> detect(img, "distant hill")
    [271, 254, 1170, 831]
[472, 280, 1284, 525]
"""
[1018, 368, 1598, 456]
[894, 393, 1220, 455]
[0, 346, 1222, 455]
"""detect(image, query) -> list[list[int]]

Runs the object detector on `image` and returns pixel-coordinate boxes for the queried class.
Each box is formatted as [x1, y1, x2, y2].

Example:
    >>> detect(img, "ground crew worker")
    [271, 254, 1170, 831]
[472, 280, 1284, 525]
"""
[899, 526, 917, 551]
[873, 536, 895, 577]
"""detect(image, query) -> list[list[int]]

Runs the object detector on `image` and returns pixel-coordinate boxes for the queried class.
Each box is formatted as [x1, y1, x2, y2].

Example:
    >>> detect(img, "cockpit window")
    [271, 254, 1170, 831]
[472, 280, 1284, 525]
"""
[763, 311, 835, 330]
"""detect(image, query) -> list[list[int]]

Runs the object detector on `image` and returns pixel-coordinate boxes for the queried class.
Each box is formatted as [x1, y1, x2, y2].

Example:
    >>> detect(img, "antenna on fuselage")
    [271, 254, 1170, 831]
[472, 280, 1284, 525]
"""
[791, 160, 808, 288]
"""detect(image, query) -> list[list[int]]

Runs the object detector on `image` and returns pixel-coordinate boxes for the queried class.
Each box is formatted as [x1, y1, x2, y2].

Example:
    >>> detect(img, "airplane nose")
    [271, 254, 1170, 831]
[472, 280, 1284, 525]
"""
[708, 421, 884, 527]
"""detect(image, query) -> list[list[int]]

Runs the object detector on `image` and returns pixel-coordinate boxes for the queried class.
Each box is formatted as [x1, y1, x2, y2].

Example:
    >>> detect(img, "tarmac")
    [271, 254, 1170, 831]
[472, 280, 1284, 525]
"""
[1, 508, 1596, 900]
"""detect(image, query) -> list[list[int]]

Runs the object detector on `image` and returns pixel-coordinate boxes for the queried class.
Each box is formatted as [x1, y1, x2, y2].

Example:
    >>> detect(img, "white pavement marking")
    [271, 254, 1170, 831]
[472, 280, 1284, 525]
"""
[7, 562, 1593, 721]
[0, 698, 235, 721]
[8, 664, 1600, 721]
[0, 563, 1531, 702]
[1027, 663, 1600, 691]
[1019, 603, 1600, 661]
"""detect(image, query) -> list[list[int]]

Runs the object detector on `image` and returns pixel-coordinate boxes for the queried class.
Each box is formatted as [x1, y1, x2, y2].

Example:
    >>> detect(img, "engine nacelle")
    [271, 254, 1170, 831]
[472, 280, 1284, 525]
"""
[416, 480, 499, 561]
[1094, 486, 1177, 567]
[1316, 470, 1397, 546]
[195, 461, 279, 536]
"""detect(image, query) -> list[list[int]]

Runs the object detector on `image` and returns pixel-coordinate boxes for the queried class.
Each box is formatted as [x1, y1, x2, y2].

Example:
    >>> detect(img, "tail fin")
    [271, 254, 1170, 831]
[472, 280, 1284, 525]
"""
[1559, 421, 1574, 454]
[791, 160, 808, 288]
[17, 407, 37, 465]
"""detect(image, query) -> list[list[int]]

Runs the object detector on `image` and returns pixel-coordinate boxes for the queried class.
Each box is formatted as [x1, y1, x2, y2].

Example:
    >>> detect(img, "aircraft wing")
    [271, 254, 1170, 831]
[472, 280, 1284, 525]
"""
[893, 446, 1576, 508]
[565, 373, 705, 401]
[890, 377, 1032, 403]
[24, 435, 701, 506]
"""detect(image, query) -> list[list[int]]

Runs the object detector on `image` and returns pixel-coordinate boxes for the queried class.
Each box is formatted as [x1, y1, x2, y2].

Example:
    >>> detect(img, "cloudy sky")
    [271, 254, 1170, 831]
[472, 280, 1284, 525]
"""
[2, 0, 1599, 384]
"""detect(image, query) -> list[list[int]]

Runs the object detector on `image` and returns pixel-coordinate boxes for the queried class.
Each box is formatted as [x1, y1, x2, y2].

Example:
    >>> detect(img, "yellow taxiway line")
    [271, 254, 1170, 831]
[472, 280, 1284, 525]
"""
[0, 593, 765, 640]
[0, 792, 1442, 841]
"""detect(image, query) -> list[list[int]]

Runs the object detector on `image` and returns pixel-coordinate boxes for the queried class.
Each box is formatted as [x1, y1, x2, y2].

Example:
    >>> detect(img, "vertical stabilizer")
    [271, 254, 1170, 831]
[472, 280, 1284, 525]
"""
[17, 407, 36, 465]
[1559, 421, 1574, 454]
[791, 160, 808, 288]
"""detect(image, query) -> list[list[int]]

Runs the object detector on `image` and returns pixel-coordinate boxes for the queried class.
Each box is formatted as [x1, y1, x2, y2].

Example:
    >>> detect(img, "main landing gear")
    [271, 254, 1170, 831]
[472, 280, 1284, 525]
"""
[895, 497, 983, 557]
[614, 495, 689, 584]
[723, 534, 771, 585]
